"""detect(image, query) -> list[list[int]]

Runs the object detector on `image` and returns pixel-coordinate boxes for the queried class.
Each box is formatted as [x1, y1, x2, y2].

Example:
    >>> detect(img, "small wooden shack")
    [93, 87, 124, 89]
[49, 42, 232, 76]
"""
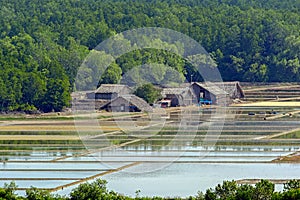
[191, 82, 229, 105]
[161, 87, 196, 107]
[100, 95, 153, 112]
[87, 84, 133, 100]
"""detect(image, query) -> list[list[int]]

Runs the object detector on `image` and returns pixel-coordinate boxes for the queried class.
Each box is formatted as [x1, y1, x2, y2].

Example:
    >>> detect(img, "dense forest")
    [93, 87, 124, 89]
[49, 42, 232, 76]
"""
[0, 0, 299, 112]
[1, 179, 300, 200]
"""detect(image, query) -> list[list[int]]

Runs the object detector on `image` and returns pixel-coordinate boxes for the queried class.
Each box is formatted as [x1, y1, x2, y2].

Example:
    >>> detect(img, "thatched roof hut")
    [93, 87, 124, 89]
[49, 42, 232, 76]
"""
[87, 84, 133, 100]
[161, 87, 196, 107]
[192, 82, 229, 105]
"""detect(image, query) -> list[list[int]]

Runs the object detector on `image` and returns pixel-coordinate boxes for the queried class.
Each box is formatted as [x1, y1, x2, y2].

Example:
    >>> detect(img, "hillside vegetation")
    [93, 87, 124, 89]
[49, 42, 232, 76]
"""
[0, 0, 299, 112]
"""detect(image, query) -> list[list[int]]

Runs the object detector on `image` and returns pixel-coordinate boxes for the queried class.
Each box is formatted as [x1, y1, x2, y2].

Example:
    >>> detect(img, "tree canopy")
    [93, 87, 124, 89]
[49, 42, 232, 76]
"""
[134, 83, 162, 104]
[0, 0, 299, 112]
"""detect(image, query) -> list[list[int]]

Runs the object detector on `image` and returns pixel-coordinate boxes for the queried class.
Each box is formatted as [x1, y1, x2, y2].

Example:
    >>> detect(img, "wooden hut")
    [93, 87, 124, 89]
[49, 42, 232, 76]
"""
[87, 84, 133, 100]
[161, 87, 196, 107]
[191, 82, 229, 105]
[100, 95, 153, 112]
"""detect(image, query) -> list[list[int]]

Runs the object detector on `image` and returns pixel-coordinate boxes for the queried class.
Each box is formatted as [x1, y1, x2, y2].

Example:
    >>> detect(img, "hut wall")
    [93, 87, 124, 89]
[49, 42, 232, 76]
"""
[106, 98, 129, 112]
[165, 94, 180, 107]
[192, 84, 215, 103]
[86, 92, 95, 99]
[204, 90, 213, 101]
[183, 97, 193, 106]
[191, 83, 228, 105]
[237, 87, 244, 98]
[182, 90, 195, 106]
[171, 98, 179, 107]
[103, 97, 142, 112]
[192, 84, 201, 102]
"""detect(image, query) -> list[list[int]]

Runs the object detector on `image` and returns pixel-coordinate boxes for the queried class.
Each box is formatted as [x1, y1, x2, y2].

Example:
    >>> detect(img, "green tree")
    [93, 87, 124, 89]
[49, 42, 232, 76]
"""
[284, 179, 300, 191]
[0, 182, 18, 200]
[26, 187, 53, 200]
[253, 180, 274, 200]
[236, 184, 254, 200]
[215, 180, 237, 199]
[204, 189, 217, 200]
[21, 72, 46, 108]
[41, 78, 70, 112]
[134, 83, 162, 104]
[99, 63, 122, 85]
[281, 189, 300, 200]
[0, 76, 8, 109]
[70, 179, 109, 200]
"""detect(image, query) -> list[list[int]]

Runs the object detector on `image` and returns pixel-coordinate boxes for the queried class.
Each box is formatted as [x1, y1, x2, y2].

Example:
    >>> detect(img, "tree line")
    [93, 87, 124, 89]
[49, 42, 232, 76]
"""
[1, 179, 300, 200]
[0, 0, 299, 112]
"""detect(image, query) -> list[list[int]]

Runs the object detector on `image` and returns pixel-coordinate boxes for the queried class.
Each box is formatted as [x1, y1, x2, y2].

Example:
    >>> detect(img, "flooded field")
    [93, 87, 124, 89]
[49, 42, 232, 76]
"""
[1, 106, 300, 197]
[104, 163, 300, 197]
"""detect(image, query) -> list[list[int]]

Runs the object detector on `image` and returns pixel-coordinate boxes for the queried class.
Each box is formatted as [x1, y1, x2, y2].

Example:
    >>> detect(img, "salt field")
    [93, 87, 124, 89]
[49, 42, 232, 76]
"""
[1, 106, 300, 197]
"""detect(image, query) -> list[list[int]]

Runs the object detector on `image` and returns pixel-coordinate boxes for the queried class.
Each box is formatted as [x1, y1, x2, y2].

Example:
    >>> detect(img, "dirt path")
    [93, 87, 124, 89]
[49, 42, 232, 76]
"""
[254, 128, 300, 140]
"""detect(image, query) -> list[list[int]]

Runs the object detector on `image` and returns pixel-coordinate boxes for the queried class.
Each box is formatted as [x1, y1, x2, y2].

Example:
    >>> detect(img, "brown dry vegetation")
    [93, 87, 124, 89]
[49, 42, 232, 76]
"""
[273, 152, 300, 163]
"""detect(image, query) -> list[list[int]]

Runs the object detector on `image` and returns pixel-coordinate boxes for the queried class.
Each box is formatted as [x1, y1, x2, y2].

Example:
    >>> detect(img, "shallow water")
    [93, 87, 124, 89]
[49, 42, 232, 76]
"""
[0, 162, 127, 170]
[1, 107, 300, 197]
[104, 163, 300, 197]
[0, 180, 74, 189]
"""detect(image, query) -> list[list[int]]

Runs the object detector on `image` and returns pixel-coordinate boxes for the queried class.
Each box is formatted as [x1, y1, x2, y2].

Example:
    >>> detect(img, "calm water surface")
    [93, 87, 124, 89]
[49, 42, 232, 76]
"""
[103, 163, 300, 197]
